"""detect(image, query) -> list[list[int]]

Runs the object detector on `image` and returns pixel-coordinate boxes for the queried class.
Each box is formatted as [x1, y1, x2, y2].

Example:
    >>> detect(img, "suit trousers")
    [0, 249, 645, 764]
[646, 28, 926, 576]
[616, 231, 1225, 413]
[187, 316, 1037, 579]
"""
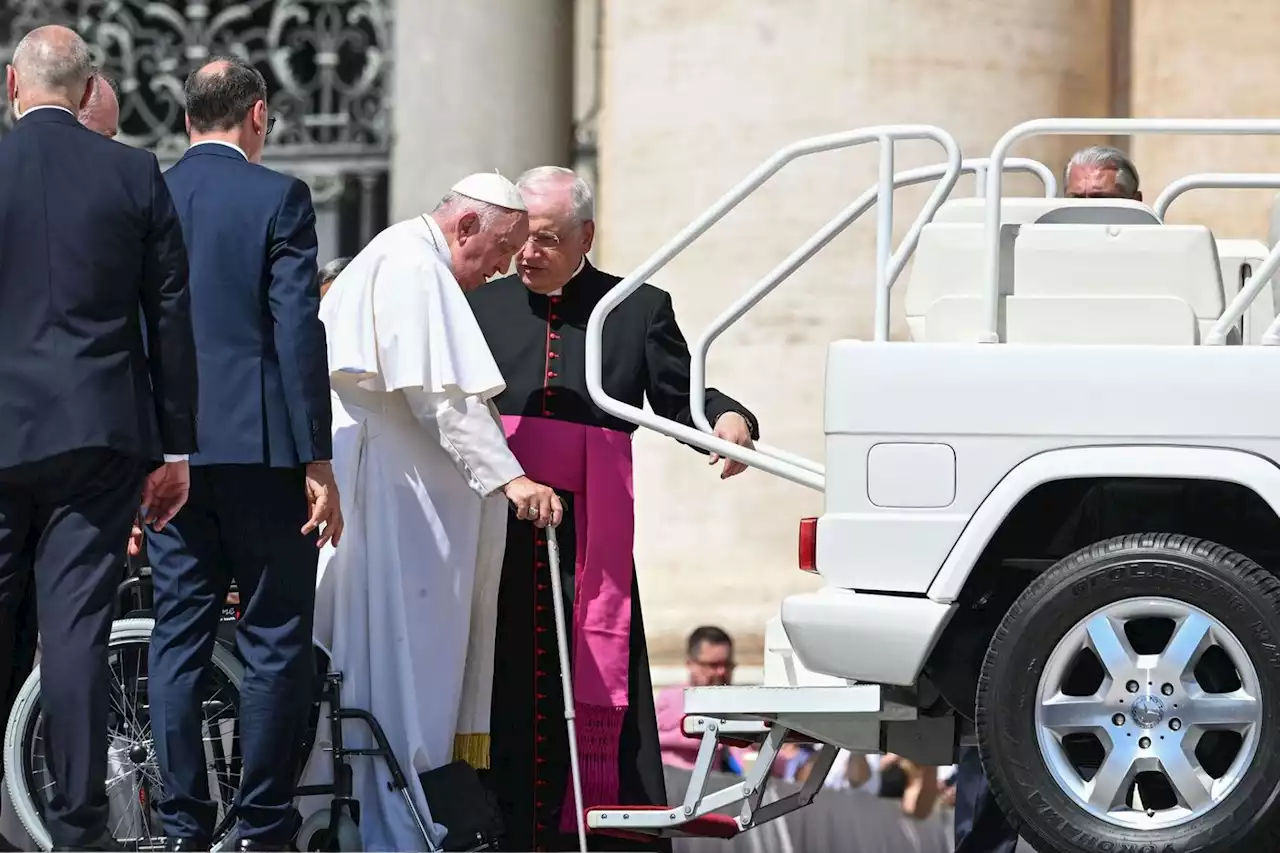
[0, 448, 146, 848]
[954, 745, 1021, 853]
[0, 578, 38, 735]
[146, 464, 317, 844]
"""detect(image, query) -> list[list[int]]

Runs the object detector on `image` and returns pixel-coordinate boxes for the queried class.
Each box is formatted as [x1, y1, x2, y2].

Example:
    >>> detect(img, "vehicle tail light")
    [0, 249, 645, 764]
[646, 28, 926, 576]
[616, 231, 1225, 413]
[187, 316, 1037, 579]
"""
[798, 517, 817, 573]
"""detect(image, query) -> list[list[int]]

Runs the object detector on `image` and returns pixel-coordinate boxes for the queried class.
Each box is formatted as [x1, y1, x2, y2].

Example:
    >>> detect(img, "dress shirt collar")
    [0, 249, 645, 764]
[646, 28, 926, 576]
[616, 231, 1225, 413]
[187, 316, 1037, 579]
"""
[189, 139, 248, 160]
[17, 104, 76, 119]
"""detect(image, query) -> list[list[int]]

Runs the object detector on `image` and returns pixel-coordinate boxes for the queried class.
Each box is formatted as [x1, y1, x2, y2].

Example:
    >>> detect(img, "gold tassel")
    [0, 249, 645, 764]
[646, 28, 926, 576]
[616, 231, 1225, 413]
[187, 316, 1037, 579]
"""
[452, 732, 491, 769]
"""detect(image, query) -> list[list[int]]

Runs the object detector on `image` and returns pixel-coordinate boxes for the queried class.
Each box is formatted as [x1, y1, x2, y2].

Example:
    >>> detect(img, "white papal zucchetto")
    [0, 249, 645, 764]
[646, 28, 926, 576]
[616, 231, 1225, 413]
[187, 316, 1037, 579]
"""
[450, 171, 527, 212]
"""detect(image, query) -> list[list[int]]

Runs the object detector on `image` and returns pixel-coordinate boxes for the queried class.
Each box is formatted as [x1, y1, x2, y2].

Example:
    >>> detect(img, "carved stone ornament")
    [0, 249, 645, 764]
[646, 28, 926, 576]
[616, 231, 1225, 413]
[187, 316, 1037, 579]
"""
[0, 0, 392, 176]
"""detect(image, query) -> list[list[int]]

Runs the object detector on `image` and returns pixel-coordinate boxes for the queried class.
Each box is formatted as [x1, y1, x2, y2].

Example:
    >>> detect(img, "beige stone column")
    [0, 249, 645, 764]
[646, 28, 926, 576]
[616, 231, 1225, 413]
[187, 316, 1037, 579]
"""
[1131, 0, 1280, 239]
[593, 0, 1114, 663]
[390, 0, 574, 221]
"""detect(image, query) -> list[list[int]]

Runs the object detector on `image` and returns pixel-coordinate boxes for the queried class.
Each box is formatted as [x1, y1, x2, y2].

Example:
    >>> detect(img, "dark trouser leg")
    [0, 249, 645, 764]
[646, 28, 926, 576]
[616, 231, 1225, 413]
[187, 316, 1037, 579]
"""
[1, 558, 37, 736]
[214, 466, 316, 844]
[0, 480, 36, 762]
[146, 470, 229, 841]
[24, 450, 146, 848]
[954, 745, 1020, 853]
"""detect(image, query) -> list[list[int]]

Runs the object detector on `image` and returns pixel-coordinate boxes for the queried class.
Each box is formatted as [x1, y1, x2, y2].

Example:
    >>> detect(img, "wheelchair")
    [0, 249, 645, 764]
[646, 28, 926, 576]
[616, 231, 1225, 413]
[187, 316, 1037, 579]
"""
[1, 555, 445, 852]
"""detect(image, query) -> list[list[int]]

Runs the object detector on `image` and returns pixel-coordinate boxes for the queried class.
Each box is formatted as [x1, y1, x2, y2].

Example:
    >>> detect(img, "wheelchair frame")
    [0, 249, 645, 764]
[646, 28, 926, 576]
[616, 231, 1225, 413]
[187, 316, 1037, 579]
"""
[10, 557, 439, 853]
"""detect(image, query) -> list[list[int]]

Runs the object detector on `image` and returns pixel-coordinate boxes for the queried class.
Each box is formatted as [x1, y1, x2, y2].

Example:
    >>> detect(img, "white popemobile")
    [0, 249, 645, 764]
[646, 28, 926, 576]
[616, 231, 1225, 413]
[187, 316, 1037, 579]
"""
[582, 118, 1280, 853]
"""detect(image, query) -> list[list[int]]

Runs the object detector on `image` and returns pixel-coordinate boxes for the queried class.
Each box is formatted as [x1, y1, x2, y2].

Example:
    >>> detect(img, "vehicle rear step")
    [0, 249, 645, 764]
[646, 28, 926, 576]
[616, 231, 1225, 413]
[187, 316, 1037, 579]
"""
[586, 684, 906, 839]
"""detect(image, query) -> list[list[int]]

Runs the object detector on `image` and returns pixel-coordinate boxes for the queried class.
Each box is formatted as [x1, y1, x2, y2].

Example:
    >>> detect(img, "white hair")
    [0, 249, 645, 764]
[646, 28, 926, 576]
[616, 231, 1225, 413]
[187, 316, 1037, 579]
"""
[431, 191, 506, 229]
[1063, 145, 1141, 198]
[517, 166, 595, 226]
[11, 26, 93, 96]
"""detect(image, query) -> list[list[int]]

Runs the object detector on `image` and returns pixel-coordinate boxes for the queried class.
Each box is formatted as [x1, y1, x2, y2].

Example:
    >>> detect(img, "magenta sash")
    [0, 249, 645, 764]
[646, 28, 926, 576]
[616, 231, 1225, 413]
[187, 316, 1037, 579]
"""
[500, 415, 635, 828]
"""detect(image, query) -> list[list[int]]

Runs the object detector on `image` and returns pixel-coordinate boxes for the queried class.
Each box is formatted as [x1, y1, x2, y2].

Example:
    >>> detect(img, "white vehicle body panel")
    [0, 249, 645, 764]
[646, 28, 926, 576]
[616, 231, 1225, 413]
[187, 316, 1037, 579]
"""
[820, 341, 1280, 598]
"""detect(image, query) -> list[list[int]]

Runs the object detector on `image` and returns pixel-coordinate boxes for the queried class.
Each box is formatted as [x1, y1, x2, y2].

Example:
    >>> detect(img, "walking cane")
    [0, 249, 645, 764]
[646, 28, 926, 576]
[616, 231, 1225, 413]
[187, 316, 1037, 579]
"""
[545, 523, 590, 853]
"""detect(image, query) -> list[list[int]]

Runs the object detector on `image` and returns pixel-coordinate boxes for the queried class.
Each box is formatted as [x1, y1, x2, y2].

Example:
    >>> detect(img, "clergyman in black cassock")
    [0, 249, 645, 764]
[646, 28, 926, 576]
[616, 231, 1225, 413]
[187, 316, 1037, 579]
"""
[466, 166, 759, 852]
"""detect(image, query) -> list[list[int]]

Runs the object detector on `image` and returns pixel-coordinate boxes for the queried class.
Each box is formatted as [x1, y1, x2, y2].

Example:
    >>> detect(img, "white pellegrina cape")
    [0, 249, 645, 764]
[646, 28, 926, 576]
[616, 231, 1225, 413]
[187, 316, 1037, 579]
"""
[296, 215, 521, 851]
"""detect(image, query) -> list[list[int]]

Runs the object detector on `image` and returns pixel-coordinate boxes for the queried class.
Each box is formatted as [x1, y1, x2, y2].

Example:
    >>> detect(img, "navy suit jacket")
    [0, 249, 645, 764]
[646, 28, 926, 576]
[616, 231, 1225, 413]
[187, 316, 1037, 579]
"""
[0, 107, 198, 469]
[164, 143, 331, 467]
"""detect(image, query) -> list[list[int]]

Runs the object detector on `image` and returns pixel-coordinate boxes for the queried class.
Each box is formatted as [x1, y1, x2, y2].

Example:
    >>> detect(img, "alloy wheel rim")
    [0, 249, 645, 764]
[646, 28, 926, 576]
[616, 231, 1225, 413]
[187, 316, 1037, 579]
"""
[1034, 595, 1263, 829]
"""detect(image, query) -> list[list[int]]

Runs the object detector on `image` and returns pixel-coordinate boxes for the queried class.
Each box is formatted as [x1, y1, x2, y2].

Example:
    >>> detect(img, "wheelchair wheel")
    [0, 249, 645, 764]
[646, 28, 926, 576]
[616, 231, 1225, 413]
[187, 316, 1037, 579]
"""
[296, 806, 362, 851]
[3, 618, 245, 852]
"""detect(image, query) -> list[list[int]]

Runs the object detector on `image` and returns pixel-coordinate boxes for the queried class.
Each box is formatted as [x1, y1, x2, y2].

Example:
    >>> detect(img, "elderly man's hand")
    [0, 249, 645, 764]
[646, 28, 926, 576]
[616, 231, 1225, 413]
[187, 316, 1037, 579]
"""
[709, 412, 753, 479]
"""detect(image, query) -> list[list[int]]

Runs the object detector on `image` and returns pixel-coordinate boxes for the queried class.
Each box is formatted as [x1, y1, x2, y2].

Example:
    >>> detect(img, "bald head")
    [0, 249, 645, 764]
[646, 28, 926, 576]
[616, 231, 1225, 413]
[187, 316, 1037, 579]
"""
[7, 26, 94, 116]
[78, 73, 119, 138]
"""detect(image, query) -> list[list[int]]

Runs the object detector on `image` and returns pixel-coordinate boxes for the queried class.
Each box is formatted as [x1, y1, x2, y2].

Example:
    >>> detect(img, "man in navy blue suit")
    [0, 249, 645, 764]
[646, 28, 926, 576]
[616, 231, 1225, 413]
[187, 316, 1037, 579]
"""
[145, 55, 342, 852]
[0, 25, 197, 851]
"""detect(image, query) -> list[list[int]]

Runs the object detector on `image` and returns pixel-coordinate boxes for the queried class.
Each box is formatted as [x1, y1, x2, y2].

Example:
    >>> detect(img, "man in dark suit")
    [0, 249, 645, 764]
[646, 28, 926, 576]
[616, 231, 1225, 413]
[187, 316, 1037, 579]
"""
[145, 55, 341, 852]
[0, 25, 197, 852]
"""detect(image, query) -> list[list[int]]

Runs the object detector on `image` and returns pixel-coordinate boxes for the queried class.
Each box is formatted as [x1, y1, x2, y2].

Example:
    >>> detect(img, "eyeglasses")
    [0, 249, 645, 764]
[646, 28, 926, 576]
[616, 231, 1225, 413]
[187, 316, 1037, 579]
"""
[691, 658, 734, 670]
[526, 231, 561, 250]
[265, 116, 276, 137]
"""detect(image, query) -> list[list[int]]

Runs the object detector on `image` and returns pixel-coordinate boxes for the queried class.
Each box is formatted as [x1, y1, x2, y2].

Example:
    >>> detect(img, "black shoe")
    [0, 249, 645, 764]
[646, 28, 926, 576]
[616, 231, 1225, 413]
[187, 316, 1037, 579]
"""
[165, 838, 212, 851]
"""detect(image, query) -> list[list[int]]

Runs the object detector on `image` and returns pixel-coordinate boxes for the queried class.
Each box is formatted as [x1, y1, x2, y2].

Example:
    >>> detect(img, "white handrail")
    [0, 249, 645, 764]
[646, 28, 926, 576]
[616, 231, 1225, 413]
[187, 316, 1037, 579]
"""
[1154, 172, 1280, 220]
[586, 126, 961, 491]
[1207, 243, 1280, 344]
[687, 157, 1054, 467]
[981, 119, 1280, 343]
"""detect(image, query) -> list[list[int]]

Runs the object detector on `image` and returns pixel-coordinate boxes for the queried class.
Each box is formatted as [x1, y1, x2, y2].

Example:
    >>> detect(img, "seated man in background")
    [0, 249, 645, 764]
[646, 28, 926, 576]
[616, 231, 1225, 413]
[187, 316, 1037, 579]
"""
[656, 625, 799, 779]
[1063, 144, 1142, 200]
[656, 626, 743, 773]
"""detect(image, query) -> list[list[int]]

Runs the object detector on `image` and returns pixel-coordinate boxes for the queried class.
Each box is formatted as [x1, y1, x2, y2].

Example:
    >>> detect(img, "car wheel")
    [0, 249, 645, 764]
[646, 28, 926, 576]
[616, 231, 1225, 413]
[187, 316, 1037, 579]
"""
[977, 533, 1280, 853]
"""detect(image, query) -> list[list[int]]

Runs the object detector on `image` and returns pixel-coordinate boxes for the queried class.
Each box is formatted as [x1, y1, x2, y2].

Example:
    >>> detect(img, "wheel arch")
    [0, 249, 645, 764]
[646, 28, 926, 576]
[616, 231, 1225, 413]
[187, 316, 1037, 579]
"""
[927, 445, 1280, 604]
[921, 445, 1280, 722]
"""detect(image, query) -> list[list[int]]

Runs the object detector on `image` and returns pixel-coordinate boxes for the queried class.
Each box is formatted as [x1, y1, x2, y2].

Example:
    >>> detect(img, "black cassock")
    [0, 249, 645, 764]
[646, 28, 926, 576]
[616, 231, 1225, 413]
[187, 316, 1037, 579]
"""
[467, 262, 758, 852]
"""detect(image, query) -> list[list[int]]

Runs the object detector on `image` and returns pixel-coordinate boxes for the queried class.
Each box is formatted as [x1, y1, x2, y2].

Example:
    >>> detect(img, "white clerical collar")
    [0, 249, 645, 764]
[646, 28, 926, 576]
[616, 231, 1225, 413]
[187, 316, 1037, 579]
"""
[547, 257, 586, 297]
[17, 104, 75, 119]
[189, 139, 248, 160]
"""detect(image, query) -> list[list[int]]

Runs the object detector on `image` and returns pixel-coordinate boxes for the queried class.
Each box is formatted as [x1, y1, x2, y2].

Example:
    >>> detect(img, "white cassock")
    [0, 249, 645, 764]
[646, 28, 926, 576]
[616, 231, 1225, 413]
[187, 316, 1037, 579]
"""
[296, 214, 523, 851]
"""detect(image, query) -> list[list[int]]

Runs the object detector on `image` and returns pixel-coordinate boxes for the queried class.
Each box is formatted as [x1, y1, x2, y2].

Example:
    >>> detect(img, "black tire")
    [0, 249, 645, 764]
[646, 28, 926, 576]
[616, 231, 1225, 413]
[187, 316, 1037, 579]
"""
[976, 533, 1280, 853]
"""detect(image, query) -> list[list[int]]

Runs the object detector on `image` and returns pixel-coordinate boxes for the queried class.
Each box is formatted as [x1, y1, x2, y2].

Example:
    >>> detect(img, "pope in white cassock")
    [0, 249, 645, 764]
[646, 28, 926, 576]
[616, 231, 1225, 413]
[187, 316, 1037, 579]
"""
[298, 173, 564, 851]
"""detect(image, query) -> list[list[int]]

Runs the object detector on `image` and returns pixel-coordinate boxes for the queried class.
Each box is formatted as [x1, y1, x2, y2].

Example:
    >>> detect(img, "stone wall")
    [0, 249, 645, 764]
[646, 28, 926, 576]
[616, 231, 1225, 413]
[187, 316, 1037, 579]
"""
[1130, 0, 1280, 239]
